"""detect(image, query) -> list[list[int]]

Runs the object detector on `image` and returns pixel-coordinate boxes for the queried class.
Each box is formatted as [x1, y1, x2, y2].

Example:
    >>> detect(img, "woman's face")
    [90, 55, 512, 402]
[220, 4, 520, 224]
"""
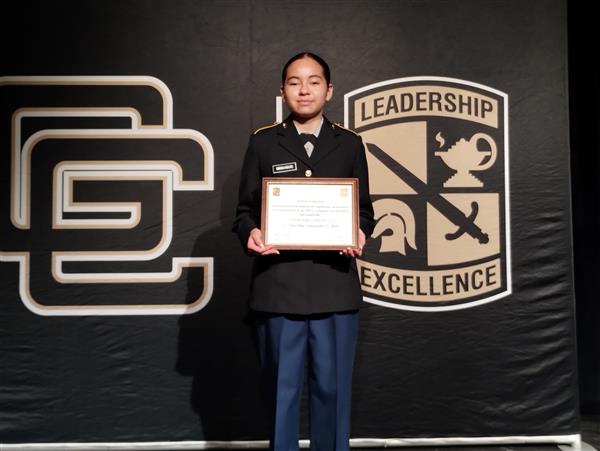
[280, 57, 333, 121]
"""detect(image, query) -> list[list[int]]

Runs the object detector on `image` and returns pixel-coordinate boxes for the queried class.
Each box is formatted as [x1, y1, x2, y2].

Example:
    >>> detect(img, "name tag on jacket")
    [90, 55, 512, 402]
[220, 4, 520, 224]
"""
[272, 162, 297, 174]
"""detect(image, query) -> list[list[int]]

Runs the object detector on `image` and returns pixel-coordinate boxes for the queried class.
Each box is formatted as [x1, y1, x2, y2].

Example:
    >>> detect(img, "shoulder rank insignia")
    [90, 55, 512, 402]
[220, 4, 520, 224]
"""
[253, 122, 280, 135]
[333, 122, 360, 136]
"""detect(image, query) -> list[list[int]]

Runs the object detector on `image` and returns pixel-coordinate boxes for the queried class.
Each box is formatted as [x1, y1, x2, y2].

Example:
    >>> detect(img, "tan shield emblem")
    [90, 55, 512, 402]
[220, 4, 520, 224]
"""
[345, 77, 511, 311]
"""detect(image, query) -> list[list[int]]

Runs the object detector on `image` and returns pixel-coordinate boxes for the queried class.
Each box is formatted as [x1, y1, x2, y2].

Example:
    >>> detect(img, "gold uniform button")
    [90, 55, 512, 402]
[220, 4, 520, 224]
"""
[305, 169, 312, 177]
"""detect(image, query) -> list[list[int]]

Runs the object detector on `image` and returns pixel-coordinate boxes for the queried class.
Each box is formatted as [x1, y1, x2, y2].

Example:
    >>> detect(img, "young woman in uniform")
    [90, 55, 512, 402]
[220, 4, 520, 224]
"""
[233, 52, 374, 451]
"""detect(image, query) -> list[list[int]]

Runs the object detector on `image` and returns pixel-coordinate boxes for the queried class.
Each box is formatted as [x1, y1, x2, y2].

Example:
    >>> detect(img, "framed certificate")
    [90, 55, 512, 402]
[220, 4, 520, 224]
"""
[261, 177, 359, 250]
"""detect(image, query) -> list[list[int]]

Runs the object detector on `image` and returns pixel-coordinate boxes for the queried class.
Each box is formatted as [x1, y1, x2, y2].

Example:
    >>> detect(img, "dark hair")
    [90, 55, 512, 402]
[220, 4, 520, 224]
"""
[281, 52, 331, 85]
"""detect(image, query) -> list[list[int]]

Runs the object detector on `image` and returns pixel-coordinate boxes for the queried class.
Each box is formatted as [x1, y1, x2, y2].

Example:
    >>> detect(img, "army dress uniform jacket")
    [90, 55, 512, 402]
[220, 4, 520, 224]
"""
[232, 116, 375, 315]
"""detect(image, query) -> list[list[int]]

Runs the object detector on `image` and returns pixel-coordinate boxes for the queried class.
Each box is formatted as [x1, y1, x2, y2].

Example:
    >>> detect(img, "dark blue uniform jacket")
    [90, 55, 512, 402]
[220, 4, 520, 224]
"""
[233, 116, 375, 314]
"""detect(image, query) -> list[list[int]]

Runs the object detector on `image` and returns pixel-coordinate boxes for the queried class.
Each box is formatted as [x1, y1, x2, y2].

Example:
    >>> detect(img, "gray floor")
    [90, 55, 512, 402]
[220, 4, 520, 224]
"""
[581, 416, 600, 449]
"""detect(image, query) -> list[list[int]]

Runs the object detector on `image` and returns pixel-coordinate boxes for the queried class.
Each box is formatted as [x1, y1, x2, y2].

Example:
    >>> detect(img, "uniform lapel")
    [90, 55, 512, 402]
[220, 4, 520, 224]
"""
[277, 117, 313, 168]
[309, 117, 339, 166]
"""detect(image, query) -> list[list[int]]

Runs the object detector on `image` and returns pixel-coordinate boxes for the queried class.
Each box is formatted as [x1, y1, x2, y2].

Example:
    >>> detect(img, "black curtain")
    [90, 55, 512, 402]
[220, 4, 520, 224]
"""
[568, 3, 600, 417]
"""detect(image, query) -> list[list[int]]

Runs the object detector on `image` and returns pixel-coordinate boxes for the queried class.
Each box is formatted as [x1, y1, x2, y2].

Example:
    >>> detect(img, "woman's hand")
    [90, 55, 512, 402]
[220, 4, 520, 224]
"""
[340, 229, 366, 258]
[247, 228, 280, 255]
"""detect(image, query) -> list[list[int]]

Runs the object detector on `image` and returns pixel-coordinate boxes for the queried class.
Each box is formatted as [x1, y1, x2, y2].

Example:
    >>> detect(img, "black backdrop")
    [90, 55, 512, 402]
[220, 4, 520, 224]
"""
[0, 0, 592, 445]
[568, 2, 600, 418]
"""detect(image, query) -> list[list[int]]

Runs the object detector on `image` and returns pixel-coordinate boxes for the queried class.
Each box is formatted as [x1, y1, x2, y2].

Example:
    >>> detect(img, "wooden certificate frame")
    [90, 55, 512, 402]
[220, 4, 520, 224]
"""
[261, 177, 359, 250]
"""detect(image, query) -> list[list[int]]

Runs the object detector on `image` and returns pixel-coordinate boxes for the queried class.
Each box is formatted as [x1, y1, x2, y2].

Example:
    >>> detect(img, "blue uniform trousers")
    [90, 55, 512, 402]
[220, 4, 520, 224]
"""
[256, 311, 359, 451]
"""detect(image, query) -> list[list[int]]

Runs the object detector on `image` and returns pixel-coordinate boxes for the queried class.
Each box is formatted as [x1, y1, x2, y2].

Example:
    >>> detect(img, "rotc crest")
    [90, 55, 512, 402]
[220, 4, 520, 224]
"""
[345, 77, 511, 311]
